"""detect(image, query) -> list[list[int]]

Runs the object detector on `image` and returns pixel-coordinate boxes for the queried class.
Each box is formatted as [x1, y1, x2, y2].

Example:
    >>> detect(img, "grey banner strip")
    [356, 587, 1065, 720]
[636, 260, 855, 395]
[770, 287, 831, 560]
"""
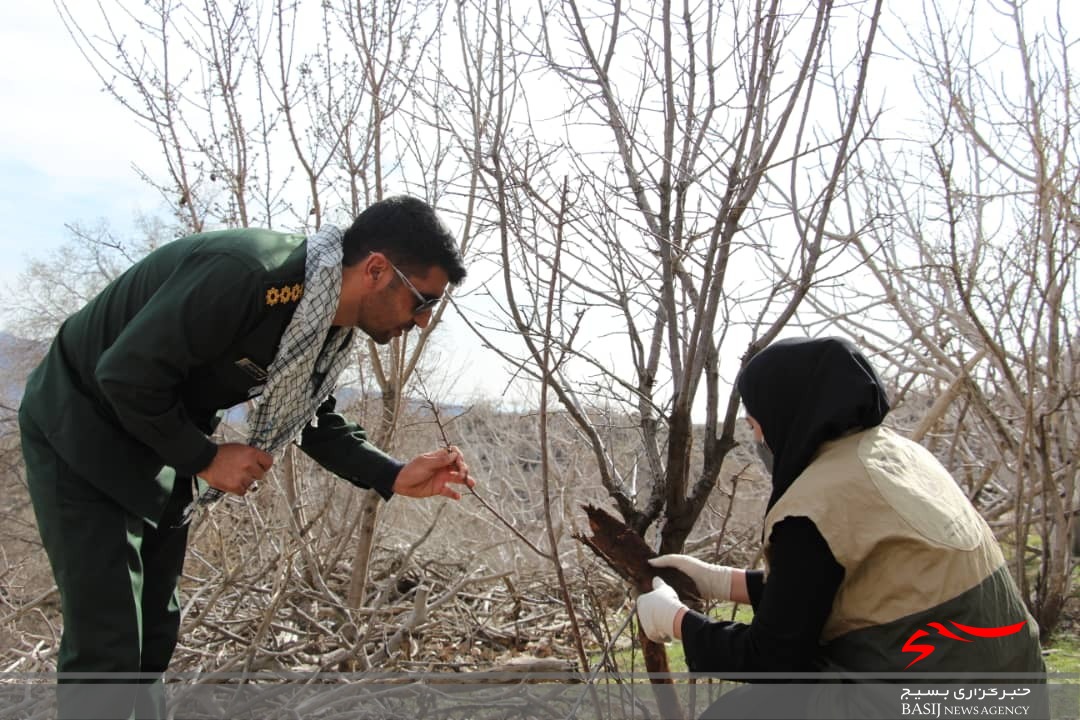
[0, 675, 1075, 720]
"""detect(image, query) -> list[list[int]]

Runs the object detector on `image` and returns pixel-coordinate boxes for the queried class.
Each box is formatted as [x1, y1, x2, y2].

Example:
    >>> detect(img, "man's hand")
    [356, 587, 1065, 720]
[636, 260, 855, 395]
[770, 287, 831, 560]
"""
[393, 446, 475, 499]
[649, 554, 736, 601]
[199, 443, 273, 496]
[637, 577, 688, 643]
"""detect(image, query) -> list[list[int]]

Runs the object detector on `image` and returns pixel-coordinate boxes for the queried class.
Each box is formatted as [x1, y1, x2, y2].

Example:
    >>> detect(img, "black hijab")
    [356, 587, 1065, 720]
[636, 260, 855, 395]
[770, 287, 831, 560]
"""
[736, 336, 891, 512]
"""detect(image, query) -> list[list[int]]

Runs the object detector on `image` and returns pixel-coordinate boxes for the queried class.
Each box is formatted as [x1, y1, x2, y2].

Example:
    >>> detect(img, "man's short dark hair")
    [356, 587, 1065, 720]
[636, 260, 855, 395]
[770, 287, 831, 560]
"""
[342, 195, 466, 285]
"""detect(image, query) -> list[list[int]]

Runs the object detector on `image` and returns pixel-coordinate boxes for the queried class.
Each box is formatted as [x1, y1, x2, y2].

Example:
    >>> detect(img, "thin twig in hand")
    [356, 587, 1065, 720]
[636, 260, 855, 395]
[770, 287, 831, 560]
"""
[413, 372, 553, 561]
[460, 484, 552, 560]
[414, 372, 456, 450]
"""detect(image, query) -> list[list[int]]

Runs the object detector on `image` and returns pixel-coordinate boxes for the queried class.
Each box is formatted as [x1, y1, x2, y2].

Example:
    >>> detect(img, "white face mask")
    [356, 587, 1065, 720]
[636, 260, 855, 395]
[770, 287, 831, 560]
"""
[754, 440, 774, 475]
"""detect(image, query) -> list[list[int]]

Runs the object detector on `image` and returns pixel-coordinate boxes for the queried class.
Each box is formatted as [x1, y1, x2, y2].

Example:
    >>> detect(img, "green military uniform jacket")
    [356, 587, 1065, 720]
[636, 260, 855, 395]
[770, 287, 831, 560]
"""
[21, 228, 402, 526]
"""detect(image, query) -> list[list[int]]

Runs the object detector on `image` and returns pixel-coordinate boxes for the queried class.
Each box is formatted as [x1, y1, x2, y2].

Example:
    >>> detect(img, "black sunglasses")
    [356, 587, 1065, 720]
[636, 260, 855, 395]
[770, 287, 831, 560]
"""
[389, 261, 442, 315]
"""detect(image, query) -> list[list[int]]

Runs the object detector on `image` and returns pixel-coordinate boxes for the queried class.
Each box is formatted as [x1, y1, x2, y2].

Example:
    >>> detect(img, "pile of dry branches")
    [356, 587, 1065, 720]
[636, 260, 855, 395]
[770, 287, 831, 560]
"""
[0, 404, 767, 679]
[1, 491, 635, 677]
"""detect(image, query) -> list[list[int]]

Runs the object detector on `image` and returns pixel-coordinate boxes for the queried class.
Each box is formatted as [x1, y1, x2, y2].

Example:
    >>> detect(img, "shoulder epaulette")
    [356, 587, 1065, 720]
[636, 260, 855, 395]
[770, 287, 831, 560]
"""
[265, 282, 304, 306]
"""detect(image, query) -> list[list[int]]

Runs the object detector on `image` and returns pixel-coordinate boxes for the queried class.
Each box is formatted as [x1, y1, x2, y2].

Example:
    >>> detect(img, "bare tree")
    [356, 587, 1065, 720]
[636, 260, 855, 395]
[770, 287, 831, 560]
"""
[824, 0, 1078, 638]
[411, 0, 885, 702]
[447, 0, 883, 556]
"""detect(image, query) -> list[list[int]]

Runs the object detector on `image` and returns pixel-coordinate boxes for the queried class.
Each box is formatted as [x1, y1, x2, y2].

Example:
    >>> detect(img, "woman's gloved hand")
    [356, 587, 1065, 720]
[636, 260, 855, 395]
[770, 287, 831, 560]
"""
[636, 577, 687, 643]
[649, 554, 734, 601]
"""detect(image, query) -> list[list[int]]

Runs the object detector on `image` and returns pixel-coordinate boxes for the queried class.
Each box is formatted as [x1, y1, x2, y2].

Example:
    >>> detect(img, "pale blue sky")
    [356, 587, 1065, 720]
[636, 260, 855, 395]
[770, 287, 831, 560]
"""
[2, 1, 1073, 409]
[0, 4, 165, 287]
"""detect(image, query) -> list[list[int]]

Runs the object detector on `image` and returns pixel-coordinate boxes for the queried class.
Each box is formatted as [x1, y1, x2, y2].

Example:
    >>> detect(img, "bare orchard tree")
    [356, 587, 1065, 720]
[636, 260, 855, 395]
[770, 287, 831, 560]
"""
[448, 0, 883, 555]
[56, 1, 261, 231]
[824, 0, 1078, 638]
[313, 0, 486, 608]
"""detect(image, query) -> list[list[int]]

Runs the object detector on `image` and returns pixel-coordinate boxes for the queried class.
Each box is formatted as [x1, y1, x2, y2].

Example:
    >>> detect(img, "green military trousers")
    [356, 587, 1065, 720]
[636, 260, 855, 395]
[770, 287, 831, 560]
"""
[20, 409, 191, 720]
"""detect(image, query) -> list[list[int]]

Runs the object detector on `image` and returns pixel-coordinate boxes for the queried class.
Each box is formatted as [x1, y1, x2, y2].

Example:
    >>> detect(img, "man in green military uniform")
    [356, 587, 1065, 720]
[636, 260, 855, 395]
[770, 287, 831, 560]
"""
[19, 195, 474, 718]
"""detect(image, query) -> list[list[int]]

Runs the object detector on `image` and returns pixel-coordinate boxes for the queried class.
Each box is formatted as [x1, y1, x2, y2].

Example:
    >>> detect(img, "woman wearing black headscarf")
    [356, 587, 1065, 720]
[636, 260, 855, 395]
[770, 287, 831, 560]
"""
[636, 337, 1043, 682]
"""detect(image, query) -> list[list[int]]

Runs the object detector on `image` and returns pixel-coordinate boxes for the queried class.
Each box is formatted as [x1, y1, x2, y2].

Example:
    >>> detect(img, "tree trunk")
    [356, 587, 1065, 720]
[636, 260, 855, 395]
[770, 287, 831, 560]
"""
[575, 505, 704, 720]
[346, 491, 383, 607]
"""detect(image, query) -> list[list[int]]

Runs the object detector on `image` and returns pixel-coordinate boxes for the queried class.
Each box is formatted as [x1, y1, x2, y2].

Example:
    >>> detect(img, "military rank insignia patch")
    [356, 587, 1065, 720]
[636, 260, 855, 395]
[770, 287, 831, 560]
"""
[234, 357, 269, 382]
[266, 282, 304, 306]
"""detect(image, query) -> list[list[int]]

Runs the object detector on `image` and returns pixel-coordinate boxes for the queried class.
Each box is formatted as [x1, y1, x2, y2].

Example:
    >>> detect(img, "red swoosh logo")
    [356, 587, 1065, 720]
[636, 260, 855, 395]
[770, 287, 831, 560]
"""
[949, 620, 1027, 638]
[901, 629, 935, 669]
[902, 620, 1026, 668]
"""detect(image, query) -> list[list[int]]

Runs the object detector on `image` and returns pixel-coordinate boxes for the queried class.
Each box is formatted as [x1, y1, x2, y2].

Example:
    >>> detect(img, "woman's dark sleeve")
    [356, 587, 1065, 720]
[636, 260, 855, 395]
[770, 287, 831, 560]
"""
[745, 570, 765, 608]
[680, 516, 844, 674]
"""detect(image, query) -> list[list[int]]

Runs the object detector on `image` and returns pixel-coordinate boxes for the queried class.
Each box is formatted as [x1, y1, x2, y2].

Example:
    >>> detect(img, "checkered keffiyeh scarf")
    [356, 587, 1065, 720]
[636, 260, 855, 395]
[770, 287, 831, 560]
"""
[182, 225, 354, 518]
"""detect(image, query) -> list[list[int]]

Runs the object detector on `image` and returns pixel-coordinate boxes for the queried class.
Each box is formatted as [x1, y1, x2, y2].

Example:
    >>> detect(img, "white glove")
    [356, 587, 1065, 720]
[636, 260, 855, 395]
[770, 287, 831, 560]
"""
[636, 577, 687, 643]
[649, 554, 734, 601]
